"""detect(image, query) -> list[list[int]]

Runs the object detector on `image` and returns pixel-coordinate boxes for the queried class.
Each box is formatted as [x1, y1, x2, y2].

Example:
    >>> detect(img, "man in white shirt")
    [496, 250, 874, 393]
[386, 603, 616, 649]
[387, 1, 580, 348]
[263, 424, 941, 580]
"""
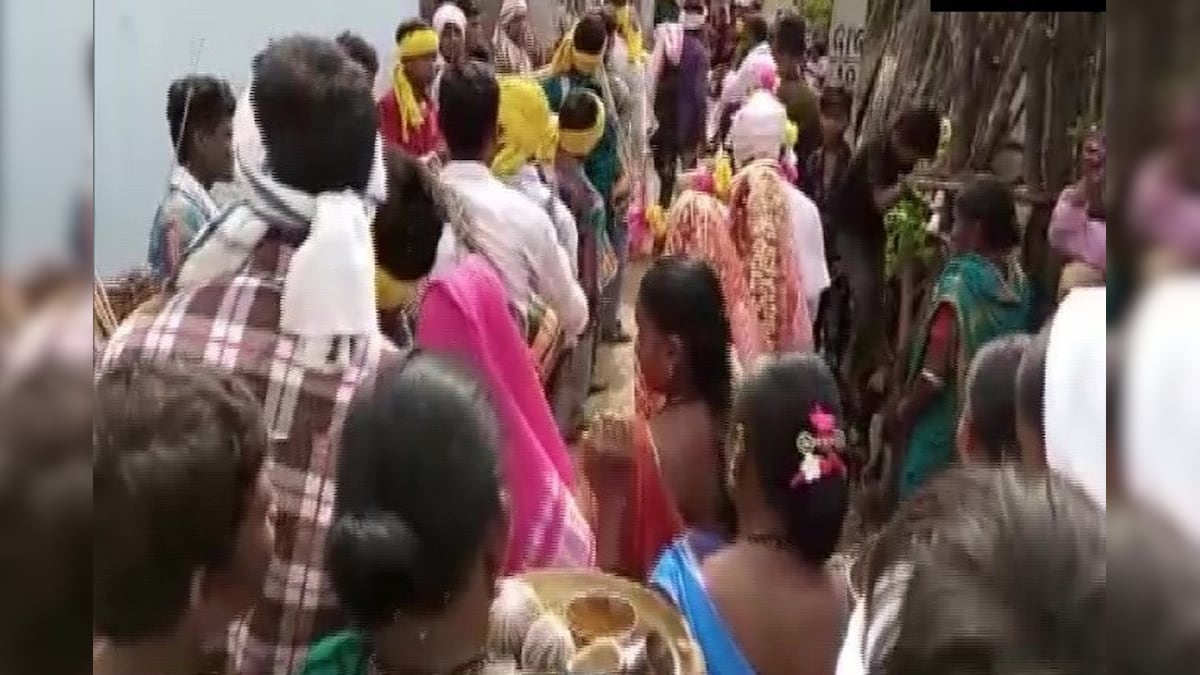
[730, 91, 830, 320]
[433, 62, 588, 341]
[508, 164, 579, 276]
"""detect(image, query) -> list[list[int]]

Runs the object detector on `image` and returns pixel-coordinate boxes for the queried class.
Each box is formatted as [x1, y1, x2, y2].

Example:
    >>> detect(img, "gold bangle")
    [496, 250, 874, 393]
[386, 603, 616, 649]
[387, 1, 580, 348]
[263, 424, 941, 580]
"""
[920, 368, 945, 389]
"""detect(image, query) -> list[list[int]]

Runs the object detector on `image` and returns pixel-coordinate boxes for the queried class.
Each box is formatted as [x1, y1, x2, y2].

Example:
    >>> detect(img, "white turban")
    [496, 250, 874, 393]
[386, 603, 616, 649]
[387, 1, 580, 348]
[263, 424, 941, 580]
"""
[729, 91, 787, 165]
[433, 2, 467, 34]
[499, 0, 529, 24]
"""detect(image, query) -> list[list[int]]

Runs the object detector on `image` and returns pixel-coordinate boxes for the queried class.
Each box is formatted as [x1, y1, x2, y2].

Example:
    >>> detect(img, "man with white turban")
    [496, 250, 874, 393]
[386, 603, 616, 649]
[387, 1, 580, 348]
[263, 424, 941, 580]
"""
[430, 2, 468, 103]
[729, 91, 830, 332]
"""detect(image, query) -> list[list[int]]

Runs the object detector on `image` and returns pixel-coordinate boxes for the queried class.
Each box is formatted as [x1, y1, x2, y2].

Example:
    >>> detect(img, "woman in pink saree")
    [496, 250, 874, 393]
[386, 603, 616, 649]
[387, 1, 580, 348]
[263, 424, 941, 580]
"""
[416, 254, 596, 572]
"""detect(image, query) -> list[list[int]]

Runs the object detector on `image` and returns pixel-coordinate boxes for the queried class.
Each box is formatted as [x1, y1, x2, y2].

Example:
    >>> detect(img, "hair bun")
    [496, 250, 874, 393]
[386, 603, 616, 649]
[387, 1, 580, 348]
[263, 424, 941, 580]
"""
[328, 510, 424, 620]
[330, 509, 420, 570]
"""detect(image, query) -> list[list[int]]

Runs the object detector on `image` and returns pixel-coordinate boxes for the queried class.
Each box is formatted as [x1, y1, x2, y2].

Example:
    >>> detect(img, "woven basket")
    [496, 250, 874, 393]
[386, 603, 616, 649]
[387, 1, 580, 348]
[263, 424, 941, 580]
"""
[94, 271, 161, 340]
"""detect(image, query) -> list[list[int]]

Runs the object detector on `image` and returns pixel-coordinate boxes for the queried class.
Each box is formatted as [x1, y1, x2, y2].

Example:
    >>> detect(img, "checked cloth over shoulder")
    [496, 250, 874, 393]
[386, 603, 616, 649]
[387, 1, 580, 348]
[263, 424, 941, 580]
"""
[100, 231, 397, 675]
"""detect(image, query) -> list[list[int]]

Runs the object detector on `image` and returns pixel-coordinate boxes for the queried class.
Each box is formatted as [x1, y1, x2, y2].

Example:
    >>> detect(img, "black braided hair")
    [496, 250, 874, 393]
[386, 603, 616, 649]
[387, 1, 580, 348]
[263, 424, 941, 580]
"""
[638, 256, 734, 420]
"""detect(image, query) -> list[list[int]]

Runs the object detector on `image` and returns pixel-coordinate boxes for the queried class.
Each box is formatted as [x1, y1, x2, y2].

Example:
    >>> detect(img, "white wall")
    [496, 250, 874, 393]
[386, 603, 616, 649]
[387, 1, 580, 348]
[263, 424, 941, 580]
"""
[0, 0, 92, 272]
[94, 0, 417, 275]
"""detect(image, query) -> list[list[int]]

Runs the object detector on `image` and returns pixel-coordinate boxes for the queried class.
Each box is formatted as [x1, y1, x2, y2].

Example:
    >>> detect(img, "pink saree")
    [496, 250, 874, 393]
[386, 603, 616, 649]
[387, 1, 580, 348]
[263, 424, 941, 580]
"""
[417, 255, 596, 572]
[662, 185, 761, 367]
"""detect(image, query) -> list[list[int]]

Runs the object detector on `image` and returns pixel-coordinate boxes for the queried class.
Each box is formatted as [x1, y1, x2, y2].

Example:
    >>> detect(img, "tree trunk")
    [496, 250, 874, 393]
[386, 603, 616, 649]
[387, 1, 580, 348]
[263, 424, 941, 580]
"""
[1106, 2, 1198, 317]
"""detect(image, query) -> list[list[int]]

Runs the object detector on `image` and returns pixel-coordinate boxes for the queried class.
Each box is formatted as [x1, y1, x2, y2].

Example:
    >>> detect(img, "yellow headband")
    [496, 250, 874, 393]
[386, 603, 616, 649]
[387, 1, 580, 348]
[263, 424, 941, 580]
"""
[398, 27, 439, 59]
[558, 92, 606, 156]
[548, 26, 604, 76]
[573, 50, 602, 75]
[391, 29, 439, 143]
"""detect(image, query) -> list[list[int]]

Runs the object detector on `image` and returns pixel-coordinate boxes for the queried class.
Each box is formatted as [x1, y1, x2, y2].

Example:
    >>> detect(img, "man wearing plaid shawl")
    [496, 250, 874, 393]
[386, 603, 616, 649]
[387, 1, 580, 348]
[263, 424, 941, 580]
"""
[493, 0, 541, 74]
[100, 37, 397, 675]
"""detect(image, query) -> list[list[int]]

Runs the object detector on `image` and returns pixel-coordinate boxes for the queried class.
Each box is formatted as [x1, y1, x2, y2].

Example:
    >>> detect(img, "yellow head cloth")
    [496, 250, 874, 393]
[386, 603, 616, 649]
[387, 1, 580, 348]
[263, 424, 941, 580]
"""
[558, 91, 607, 157]
[375, 267, 419, 311]
[613, 6, 645, 64]
[392, 28, 439, 143]
[492, 76, 558, 177]
[549, 26, 604, 76]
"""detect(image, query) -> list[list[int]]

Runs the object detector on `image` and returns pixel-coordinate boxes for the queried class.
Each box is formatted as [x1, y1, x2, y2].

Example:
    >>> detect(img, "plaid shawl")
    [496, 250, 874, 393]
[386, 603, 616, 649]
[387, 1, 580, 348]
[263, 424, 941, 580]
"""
[100, 231, 395, 675]
[493, 1, 539, 75]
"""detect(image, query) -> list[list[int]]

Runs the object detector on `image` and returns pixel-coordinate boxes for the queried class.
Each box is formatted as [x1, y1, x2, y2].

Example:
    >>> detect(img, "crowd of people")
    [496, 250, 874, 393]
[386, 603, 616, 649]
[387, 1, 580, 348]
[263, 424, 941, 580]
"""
[0, 2, 1199, 674]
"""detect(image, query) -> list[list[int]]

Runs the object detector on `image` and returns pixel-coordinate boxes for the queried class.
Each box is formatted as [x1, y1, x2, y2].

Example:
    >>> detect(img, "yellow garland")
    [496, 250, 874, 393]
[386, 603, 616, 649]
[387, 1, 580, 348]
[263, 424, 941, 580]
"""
[492, 76, 559, 177]
[713, 150, 733, 202]
[785, 121, 798, 149]
[647, 203, 666, 240]
[613, 6, 645, 64]
[392, 28, 439, 143]
[376, 267, 419, 311]
[558, 91, 607, 156]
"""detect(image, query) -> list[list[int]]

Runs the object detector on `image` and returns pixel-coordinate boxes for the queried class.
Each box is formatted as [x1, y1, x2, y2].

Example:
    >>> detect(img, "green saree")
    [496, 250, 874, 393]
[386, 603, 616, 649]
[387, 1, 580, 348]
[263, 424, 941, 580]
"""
[299, 630, 370, 675]
[899, 253, 1033, 498]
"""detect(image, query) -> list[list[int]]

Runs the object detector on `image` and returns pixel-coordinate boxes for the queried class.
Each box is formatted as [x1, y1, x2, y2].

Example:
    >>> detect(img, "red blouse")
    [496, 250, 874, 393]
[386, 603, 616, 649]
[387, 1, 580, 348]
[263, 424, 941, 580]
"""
[378, 94, 444, 158]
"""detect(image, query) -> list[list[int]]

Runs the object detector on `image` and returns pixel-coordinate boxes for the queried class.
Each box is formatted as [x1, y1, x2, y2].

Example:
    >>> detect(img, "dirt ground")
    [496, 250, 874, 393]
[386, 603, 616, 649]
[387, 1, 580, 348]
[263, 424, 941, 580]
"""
[582, 258, 648, 421]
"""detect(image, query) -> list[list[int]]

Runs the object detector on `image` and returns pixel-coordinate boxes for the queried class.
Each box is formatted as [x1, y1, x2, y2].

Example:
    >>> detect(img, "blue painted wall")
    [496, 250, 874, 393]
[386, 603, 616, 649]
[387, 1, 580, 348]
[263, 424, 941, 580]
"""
[0, 0, 92, 272]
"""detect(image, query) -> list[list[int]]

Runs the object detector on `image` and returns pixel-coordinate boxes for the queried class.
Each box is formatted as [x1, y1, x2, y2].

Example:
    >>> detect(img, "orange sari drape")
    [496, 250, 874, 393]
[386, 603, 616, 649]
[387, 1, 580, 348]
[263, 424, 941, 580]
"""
[661, 188, 761, 367]
[591, 184, 757, 580]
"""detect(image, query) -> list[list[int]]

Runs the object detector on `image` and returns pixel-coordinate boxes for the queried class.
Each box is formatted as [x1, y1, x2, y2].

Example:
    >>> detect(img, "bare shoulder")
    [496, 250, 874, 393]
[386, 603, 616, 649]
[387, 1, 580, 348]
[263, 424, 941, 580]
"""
[703, 548, 848, 675]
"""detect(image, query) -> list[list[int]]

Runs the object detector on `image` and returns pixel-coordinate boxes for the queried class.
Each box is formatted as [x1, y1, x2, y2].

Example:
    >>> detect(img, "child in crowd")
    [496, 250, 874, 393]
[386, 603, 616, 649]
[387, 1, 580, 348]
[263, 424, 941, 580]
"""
[93, 360, 276, 675]
[956, 333, 1032, 465]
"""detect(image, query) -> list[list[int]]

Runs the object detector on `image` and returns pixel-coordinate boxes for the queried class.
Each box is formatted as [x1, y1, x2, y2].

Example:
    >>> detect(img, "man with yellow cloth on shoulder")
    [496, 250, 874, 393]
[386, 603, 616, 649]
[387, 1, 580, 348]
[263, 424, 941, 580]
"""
[379, 19, 446, 159]
[604, 0, 647, 163]
[542, 12, 633, 344]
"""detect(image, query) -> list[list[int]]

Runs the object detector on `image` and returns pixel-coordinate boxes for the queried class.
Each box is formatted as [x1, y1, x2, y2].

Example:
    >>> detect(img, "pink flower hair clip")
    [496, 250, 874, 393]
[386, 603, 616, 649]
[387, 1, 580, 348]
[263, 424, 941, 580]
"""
[790, 404, 847, 488]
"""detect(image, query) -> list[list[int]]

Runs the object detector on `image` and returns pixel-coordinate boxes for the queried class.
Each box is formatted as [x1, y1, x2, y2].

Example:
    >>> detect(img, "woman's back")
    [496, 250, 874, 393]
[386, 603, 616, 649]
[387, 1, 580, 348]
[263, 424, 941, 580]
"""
[705, 352, 852, 674]
[703, 544, 847, 675]
[651, 401, 727, 535]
